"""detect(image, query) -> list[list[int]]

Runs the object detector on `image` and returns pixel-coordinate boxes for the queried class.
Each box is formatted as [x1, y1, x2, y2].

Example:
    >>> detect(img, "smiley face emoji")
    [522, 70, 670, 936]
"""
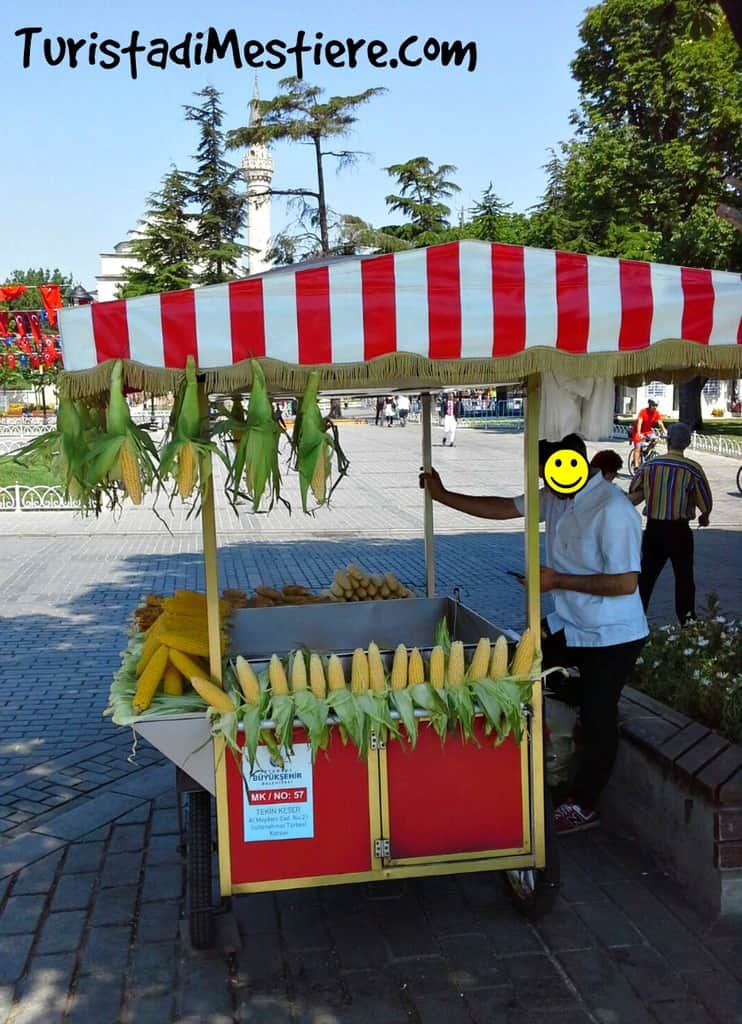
[544, 448, 589, 495]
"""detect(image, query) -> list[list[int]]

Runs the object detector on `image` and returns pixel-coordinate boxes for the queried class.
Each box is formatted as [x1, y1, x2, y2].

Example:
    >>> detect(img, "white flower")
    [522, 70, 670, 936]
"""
[693, 669, 701, 680]
[717, 672, 729, 680]
[714, 616, 726, 624]
[636, 657, 644, 666]
[684, 649, 694, 656]
[652, 661, 660, 668]
[696, 638, 709, 648]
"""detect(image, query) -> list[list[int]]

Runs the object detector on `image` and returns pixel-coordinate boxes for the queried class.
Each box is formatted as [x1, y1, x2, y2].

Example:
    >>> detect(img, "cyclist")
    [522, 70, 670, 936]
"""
[630, 399, 666, 471]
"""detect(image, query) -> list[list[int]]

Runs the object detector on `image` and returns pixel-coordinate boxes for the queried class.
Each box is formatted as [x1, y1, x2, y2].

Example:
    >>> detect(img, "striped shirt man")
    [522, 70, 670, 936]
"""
[629, 452, 712, 521]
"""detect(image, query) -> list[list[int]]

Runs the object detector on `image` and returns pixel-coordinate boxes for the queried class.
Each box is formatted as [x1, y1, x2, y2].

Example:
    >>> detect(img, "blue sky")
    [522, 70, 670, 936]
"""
[4, 0, 591, 290]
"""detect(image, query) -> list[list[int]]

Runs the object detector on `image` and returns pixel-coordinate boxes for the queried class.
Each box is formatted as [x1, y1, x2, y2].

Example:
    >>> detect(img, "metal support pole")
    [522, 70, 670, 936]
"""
[197, 382, 222, 687]
[524, 373, 546, 867]
[421, 392, 436, 597]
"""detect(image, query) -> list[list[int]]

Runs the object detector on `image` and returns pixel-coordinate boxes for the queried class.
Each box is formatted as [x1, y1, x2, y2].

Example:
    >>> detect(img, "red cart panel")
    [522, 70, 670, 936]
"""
[226, 727, 372, 885]
[386, 721, 524, 860]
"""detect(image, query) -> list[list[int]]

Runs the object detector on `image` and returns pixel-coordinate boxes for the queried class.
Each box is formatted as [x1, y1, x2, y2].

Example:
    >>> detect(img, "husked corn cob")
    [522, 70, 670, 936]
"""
[162, 663, 184, 696]
[429, 646, 445, 689]
[177, 442, 197, 499]
[351, 649, 369, 693]
[309, 654, 326, 698]
[189, 675, 236, 712]
[168, 648, 214, 683]
[136, 621, 166, 676]
[157, 631, 213, 660]
[447, 641, 465, 687]
[390, 644, 408, 690]
[489, 635, 509, 679]
[291, 652, 308, 691]
[469, 637, 491, 679]
[327, 655, 346, 691]
[120, 440, 143, 505]
[133, 644, 170, 713]
[235, 655, 261, 704]
[269, 654, 290, 695]
[510, 627, 535, 677]
[408, 647, 425, 685]
[368, 642, 386, 692]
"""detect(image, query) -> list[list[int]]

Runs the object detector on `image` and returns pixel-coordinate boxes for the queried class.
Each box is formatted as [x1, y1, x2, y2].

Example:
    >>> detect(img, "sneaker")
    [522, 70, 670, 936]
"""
[554, 800, 600, 834]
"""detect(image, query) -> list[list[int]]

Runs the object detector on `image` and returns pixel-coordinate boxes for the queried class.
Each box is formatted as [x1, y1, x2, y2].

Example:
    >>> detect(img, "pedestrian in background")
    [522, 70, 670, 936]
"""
[629, 422, 712, 625]
[442, 393, 458, 446]
[375, 396, 385, 426]
[396, 393, 410, 427]
[590, 449, 623, 482]
[383, 396, 396, 427]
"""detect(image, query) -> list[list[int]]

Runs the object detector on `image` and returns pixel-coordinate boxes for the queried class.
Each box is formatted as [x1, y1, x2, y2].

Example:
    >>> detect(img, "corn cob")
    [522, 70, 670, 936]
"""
[368, 643, 386, 692]
[447, 641, 465, 687]
[309, 654, 326, 698]
[429, 646, 445, 689]
[269, 654, 290, 695]
[292, 370, 349, 512]
[291, 652, 308, 691]
[231, 360, 283, 512]
[120, 439, 143, 505]
[469, 638, 491, 679]
[133, 644, 170, 713]
[136, 621, 167, 676]
[390, 644, 408, 690]
[489, 635, 509, 679]
[157, 631, 218, 660]
[235, 655, 261, 704]
[510, 627, 535, 677]
[189, 675, 236, 712]
[177, 442, 197, 499]
[162, 663, 184, 696]
[408, 647, 425, 685]
[327, 655, 346, 691]
[168, 648, 214, 683]
[350, 649, 369, 693]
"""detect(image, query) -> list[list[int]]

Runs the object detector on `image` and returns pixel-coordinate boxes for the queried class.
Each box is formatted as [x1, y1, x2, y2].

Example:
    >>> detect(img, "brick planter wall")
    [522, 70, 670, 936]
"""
[601, 687, 742, 919]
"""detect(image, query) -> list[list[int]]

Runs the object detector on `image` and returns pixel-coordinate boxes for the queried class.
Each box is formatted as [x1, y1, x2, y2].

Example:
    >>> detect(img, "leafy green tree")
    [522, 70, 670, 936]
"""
[227, 77, 385, 258]
[383, 157, 461, 243]
[534, 0, 742, 428]
[120, 167, 197, 298]
[185, 86, 246, 284]
[463, 184, 531, 245]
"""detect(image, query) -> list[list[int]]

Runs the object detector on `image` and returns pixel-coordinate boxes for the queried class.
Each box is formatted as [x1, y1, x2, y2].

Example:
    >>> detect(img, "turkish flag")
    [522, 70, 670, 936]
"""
[27, 311, 42, 342]
[0, 285, 28, 302]
[38, 284, 62, 327]
[13, 311, 28, 337]
[0, 311, 8, 334]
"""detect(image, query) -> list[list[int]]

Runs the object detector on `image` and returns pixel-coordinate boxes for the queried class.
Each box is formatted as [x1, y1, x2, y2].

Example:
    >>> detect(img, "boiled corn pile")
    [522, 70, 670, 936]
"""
[321, 564, 415, 602]
[213, 624, 540, 765]
[127, 589, 238, 714]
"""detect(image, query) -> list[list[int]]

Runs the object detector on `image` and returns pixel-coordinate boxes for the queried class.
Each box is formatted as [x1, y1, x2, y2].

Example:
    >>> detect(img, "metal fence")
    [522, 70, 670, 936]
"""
[0, 484, 78, 511]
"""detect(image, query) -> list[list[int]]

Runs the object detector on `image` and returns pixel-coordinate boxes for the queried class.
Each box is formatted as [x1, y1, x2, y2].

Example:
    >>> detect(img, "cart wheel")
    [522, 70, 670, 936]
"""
[736, 464, 742, 495]
[504, 787, 560, 920]
[187, 790, 216, 950]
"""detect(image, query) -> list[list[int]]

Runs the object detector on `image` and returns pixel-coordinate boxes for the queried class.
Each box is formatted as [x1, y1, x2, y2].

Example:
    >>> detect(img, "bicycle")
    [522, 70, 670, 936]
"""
[737, 464, 742, 495]
[627, 427, 663, 471]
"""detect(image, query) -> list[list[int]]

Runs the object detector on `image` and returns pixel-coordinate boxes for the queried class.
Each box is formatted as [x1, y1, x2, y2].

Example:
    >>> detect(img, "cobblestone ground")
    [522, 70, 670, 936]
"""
[0, 424, 740, 1023]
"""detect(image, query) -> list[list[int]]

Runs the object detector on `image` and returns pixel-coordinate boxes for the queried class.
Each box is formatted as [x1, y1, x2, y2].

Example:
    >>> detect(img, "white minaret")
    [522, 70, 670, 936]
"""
[242, 78, 274, 276]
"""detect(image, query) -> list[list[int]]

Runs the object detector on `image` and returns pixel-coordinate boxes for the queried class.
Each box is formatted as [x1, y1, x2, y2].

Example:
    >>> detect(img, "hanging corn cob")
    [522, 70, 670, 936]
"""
[87, 360, 159, 506]
[158, 355, 226, 507]
[489, 636, 509, 680]
[291, 370, 349, 513]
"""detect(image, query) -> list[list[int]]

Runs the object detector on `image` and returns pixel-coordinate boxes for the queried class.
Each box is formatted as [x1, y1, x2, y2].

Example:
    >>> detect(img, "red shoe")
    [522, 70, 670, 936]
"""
[554, 800, 600, 834]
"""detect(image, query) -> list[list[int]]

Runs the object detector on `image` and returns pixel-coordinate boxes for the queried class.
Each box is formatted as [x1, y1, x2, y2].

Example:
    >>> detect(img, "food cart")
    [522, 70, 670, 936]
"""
[57, 240, 742, 948]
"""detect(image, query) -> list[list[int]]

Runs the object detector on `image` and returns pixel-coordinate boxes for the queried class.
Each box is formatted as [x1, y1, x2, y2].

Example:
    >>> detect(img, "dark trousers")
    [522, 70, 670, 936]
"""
[542, 628, 645, 810]
[639, 518, 695, 624]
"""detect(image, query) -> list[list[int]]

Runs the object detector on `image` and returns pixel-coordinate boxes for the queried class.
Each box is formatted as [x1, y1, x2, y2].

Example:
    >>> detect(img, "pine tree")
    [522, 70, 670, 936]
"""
[185, 86, 246, 284]
[383, 157, 461, 244]
[120, 167, 197, 298]
[227, 77, 385, 258]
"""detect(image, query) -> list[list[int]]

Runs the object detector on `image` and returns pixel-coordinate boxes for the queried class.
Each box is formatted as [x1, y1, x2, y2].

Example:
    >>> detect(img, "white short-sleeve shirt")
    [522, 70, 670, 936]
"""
[514, 475, 648, 648]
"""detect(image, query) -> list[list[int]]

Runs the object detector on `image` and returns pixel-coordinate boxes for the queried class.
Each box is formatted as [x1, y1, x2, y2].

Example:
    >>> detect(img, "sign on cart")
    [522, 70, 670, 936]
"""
[243, 743, 315, 842]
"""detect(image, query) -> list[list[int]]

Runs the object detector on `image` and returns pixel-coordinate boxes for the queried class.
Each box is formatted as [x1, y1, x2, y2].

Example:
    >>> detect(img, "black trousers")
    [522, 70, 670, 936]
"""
[542, 628, 645, 810]
[639, 518, 695, 625]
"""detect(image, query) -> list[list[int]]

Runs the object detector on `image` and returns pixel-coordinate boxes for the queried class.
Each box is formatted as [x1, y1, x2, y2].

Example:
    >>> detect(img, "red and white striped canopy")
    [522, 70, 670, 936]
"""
[59, 241, 741, 384]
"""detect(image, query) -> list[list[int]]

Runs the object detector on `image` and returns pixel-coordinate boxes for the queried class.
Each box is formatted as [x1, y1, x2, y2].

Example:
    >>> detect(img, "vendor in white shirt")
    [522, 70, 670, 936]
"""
[420, 433, 648, 836]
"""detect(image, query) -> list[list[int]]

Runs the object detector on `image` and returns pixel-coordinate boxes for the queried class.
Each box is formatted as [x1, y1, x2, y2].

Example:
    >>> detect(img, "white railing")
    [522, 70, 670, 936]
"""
[0, 484, 78, 511]
[690, 432, 742, 458]
[0, 418, 54, 435]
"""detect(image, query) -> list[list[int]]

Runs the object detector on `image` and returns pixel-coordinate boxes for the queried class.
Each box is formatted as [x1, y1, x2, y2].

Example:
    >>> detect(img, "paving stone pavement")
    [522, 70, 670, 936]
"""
[0, 423, 740, 1023]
